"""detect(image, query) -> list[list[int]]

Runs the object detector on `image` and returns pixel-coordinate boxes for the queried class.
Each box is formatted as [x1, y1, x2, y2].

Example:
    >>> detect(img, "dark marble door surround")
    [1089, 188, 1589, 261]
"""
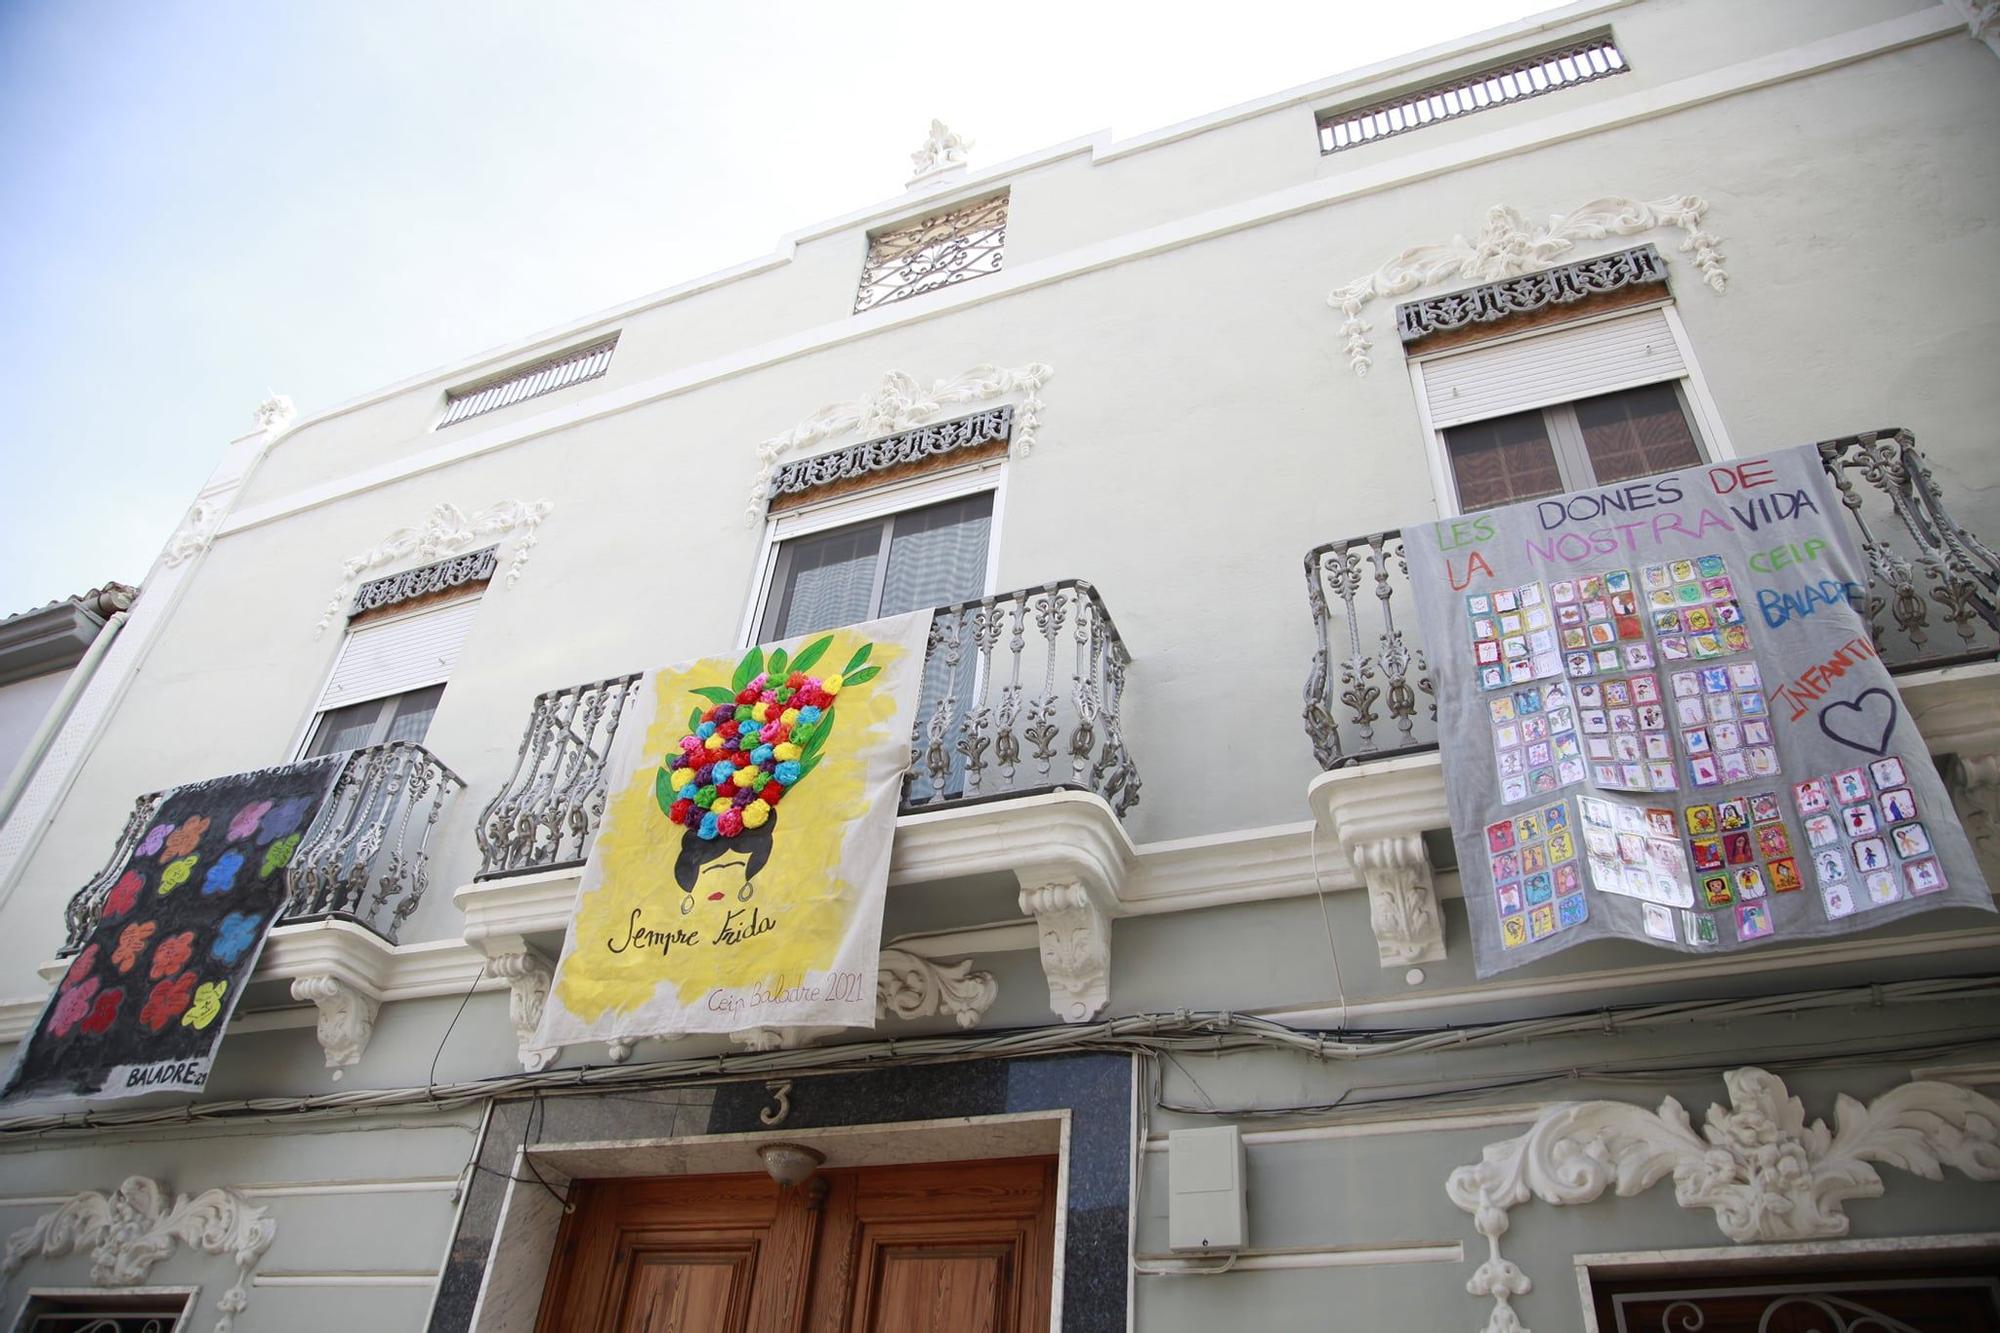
[426, 1051, 1134, 1333]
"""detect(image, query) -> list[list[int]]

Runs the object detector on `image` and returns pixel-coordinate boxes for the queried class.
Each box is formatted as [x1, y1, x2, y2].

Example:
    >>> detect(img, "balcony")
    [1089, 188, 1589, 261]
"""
[59, 741, 465, 954]
[474, 579, 1139, 881]
[1302, 429, 2000, 770]
[1298, 428, 2000, 969]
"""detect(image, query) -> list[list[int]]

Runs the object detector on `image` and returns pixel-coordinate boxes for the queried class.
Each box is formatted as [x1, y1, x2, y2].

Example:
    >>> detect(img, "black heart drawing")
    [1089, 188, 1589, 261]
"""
[1819, 687, 1899, 757]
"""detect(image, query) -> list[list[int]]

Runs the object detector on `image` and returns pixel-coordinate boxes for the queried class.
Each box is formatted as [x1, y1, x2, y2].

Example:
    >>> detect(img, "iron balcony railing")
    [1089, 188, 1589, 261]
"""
[476, 580, 1138, 879]
[1302, 429, 2000, 768]
[60, 742, 464, 953]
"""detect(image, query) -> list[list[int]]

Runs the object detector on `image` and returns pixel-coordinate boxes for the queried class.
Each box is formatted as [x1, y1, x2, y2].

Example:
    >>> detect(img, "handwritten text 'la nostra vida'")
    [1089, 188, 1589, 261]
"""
[1436, 460, 1822, 584]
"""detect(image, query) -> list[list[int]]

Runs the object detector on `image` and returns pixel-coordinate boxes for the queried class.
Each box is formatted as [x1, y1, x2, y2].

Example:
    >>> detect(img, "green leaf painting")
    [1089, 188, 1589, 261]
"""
[789, 634, 834, 676]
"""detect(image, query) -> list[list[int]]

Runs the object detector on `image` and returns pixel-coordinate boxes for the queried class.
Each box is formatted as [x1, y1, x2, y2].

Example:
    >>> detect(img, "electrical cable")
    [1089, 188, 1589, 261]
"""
[1306, 819, 1349, 1031]
[3, 972, 1994, 1140]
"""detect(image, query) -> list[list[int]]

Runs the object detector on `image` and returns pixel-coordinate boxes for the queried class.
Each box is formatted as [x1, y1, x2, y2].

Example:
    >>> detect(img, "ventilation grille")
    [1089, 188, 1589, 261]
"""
[437, 337, 617, 429]
[1319, 35, 1627, 154]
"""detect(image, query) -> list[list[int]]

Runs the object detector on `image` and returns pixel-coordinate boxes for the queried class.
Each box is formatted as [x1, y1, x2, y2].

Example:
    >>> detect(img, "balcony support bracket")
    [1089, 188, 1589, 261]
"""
[487, 948, 558, 1073]
[1350, 836, 1447, 967]
[1309, 754, 1453, 970]
[290, 974, 380, 1080]
[1016, 881, 1111, 1023]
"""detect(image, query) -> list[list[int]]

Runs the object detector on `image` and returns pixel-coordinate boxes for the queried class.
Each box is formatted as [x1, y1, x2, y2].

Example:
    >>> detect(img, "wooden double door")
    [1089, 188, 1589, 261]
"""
[534, 1156, 1058, 1333]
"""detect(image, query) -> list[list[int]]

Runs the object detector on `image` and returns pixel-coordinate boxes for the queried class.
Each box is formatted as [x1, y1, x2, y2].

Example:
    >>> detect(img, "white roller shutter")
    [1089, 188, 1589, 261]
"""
[315, 597, 480, 711]
[1421, 308, 1686, 428]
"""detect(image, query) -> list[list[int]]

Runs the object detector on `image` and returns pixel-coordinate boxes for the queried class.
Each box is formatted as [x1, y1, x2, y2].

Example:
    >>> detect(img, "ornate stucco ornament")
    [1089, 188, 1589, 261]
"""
[909, 119, 973, 182]
[745, 363, 1052, 523]
[1328, 194, 1728, 374]
[1446, 1068, 2000, 1333]
[314, 498, 554, 636]
[1, 1176, 276, 1333]
[252, 391, 297, 441]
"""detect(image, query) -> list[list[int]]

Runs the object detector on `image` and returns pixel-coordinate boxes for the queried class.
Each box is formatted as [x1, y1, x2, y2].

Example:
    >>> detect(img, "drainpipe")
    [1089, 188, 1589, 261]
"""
[0, 609, 129, 831]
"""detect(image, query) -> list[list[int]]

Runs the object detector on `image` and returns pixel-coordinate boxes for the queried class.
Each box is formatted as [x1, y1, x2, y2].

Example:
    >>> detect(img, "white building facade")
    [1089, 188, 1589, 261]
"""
[2, 2, 1999, 1329]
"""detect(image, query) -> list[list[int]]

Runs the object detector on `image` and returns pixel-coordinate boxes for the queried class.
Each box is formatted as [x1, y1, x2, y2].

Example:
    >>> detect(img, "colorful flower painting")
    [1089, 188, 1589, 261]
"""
[0, 755, 345, 1106]
[538, 611, 930, 1048]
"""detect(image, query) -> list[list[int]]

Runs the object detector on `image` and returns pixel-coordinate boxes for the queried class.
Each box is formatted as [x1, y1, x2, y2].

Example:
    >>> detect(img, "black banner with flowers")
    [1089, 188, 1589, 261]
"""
[1, 756, 344, 1106]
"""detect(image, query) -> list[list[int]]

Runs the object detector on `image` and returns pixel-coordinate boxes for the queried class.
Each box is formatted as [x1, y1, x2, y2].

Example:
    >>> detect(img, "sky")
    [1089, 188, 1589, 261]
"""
[0, 0, 1549, 612]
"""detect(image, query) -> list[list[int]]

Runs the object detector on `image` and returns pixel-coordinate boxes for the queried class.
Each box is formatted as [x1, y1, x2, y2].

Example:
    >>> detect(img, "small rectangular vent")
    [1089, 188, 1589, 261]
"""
[437, 336, 617, 429]
[1319, 35, 1627, 154]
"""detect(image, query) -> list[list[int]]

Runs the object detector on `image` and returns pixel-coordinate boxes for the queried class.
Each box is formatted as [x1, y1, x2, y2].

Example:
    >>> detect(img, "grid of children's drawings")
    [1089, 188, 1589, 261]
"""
[1467, 556, 1774, 810]
[1459, 553, 1863, 953]
[1795, 755, 1946, 921]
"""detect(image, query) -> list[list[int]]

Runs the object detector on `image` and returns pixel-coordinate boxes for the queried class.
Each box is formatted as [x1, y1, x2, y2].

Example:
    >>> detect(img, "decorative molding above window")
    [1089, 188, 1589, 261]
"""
[350, 545, 498, 616]
[436, 337, 617, 429]
[768, 406, 1012, 507]
[1318, 32, 1627, 154]
[747, 362, 1051, 522]
[2, 1175, 276, 1333]
[1328, 194, 1727, 375]
[854, 192, 1008, 314]
[314, 499, 554, 636]
[1447, 1067, 2000, 1333]
[1396, 243, 1668, 345]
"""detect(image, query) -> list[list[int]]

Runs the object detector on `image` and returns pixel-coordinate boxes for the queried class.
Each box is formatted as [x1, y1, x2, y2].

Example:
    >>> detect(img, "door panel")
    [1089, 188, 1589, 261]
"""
[612, 1242, 757, 1332]
[537, 1158, 1056, 1333]
[866, 1245, 1012, 1333]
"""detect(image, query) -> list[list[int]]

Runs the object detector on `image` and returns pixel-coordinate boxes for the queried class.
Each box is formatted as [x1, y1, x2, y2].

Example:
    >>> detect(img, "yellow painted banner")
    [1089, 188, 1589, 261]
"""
[535, 610, 931, 1043]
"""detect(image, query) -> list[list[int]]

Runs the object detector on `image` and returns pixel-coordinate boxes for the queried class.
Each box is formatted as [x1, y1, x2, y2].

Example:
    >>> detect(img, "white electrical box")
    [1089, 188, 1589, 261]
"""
[1167, 1125, 1247, 1252]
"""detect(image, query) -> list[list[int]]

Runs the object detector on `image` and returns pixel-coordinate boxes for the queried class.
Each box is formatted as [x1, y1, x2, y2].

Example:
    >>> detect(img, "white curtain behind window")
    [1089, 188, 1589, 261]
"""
[881, 494, 992, 615]
[765, 524, 883, 639]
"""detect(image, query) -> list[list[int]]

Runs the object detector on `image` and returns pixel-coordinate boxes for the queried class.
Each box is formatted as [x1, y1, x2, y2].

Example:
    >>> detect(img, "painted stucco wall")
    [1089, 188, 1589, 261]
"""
[0, 671, 67, 795]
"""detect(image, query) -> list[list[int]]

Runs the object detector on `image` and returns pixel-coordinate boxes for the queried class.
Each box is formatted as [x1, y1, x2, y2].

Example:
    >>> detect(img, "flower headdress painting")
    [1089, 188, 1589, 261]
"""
[536, 610, 933, 1044]
[656, 633, 879, 915]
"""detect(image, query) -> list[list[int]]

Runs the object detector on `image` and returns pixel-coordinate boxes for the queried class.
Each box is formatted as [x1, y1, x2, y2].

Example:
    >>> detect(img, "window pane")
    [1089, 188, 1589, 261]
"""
[762, 522, 884, 639]
[306, 699, 384, 757]
[1575, 383, 1702, 484]
[384, 683, 446, 746]
[881, 492, 993, 615]
[1445, 411, 1564, 510]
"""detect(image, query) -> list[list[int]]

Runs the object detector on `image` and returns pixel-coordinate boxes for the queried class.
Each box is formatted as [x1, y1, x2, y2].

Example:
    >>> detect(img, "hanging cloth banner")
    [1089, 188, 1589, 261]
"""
[1, 755, 345, 1105]
[537, 610, 932, 1045]
[1404, 444, 1992, 977]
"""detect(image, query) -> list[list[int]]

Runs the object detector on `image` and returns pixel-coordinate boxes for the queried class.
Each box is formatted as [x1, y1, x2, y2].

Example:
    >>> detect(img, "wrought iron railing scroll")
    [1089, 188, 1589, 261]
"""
[474, 580, 1140, 880]
[60, 743, 464, 953]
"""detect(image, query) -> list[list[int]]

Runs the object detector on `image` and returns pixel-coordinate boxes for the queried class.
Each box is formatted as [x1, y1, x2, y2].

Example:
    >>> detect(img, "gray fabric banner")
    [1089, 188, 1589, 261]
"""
[1405, 444, 1992, 976]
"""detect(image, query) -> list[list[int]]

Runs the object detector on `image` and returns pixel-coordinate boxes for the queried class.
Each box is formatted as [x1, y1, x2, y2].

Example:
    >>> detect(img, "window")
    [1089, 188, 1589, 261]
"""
[301, 597, 480, 758]
[757, 490, 996, 798]
[853, 193, 1008, 314]
[14, 1291, 195, 1331]
[437, 336, 617, 429]
[1319, 33, 1627, 154]
[758, 492, 994, 639]
[1416, 306, 1721, 512]
[1445, 383, 1704, 510]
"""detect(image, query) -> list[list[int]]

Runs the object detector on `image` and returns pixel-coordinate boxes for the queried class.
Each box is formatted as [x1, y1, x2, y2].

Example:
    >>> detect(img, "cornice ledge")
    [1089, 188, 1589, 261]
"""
[1123, 822, 1327, 910]
[455, 867, 587, 952]
[892, 790, 1133, 910]
[1308, 751, 1449, 849]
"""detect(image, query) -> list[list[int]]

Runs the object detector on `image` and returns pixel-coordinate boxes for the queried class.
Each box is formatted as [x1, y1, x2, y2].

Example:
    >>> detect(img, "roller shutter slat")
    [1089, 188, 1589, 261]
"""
[317, 598, 480, 711]
[1423, 309, 1685, 428]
